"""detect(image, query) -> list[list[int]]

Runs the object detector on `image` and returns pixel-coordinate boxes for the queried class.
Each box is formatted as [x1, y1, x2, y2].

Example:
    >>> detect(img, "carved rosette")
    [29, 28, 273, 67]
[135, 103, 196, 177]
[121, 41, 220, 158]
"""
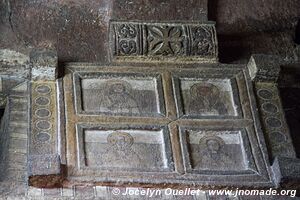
[113, 23, 141, 56]
[111, 21, 218, 62]
[146, 25, 186, 56]
[190, 26, 216, 56]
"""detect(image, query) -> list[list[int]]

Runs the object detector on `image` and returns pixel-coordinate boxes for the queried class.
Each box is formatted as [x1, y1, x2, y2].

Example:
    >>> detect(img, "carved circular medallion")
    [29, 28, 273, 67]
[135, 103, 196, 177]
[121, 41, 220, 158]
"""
[36, 132, 51, 142]
[271, 131, 286, 143]
[36, 120, 52, 130]
[35, 108, 51, 118]
[35, 85, 51, 94]
[265, 117, 282, 128]
[257, 89, 273, 100]
[262, 103, 278, 114]
[35, 96, 50, 106]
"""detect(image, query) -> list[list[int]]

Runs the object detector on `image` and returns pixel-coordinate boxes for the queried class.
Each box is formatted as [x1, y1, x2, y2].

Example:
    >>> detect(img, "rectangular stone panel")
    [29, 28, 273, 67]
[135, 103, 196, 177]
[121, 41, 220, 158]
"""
[179, 127, 257, 175]
[74, 72, 165, 117]
[110, 21, 218, 62]
[76, 124, 174, 172]
[172, 74, 241, 119]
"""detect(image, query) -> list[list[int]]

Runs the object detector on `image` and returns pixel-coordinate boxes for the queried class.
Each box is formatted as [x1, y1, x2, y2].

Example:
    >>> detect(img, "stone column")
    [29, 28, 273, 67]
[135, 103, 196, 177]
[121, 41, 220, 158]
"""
[248, 54, 300, 189]
[28, 49, 64, 187]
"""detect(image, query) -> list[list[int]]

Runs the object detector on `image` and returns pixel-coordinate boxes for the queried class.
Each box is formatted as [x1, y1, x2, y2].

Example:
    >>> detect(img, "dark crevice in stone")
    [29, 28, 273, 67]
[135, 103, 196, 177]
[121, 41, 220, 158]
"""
[218, 31, 296, 63]
[0, 102, 9, 181]
[280, 87, 300, 158]
[0, 109, 5, 120]
[279, 66, 300, 158]
[208, 0, 218, 21]
[58, 60, 66, 79]
[218, 35, 249, 63]
[296, 19, 300, 44]
[7, 0, 13, 33]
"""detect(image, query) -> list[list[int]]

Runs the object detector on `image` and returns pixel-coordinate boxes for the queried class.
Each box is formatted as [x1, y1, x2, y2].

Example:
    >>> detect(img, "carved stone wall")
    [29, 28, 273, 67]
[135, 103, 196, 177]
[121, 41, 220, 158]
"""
[0, 0, 299, 63]
[0, 0, 299, 199]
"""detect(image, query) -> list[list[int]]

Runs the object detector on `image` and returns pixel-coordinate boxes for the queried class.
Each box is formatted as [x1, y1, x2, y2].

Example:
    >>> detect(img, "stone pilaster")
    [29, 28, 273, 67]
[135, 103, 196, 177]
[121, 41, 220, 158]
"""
[248, 54, 300, 189]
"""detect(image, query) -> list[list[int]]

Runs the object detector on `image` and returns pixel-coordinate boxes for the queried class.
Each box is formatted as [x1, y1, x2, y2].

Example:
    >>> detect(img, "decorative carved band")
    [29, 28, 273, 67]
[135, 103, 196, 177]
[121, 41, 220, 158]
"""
[110, 21, 218, 62]
[28, 81, 63, 187]
[30, 82, 57, 154]
[255, 82, 296, 159]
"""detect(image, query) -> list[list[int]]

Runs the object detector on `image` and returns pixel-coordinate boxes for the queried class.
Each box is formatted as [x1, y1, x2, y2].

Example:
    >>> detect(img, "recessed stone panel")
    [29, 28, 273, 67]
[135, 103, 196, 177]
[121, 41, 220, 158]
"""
[173, 76, 240, 118]
[74, 72, 165, 117]
[76, 125, 174, 172]
[63, 65, 272, 187]
[188, 131, 244, 170]
[180, 127, 257, 175]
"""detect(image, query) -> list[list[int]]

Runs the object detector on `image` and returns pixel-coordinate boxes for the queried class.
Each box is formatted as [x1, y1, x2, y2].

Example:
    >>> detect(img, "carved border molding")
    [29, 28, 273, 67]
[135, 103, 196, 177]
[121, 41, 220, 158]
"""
[110, 21, 218, 62]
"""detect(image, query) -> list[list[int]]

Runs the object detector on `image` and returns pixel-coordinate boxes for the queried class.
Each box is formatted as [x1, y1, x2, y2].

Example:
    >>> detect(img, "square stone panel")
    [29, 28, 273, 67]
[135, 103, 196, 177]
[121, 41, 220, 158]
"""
[173, 76, 241, 119]
[180, 127, 257, 175]
[76, 124, 174, 172]
[74, 72, 165, 117]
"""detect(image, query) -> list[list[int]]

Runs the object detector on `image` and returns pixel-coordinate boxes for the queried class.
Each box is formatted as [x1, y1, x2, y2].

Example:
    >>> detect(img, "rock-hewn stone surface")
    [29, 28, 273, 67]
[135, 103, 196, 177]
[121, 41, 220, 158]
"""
[0, 1, 300, 198]
[0, 0, 299, 63]
[214, 0, 300, 35]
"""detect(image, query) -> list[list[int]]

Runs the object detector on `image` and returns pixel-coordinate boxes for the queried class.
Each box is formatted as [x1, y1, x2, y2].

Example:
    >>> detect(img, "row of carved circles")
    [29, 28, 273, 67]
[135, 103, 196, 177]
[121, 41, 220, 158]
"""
[34, 84, 52, 143]
[257, 88, 287, 144]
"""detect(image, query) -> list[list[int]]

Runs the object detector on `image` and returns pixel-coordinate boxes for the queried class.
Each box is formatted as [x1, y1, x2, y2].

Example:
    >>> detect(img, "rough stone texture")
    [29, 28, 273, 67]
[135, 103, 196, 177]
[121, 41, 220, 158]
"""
[0, 49, 30, 78]
[111, 0, 208, 21]
[219, 31, 299, 63]
[0, 0, 112, 63]
[30, 49, 58, 80]
[272, 157, 300, 190]
[247, 54, 282, 82]
[0, 49, 29, 65]
[0, 82, 29, 198]
[213, 0, 300, 35]
[0, 0, 299, 63]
